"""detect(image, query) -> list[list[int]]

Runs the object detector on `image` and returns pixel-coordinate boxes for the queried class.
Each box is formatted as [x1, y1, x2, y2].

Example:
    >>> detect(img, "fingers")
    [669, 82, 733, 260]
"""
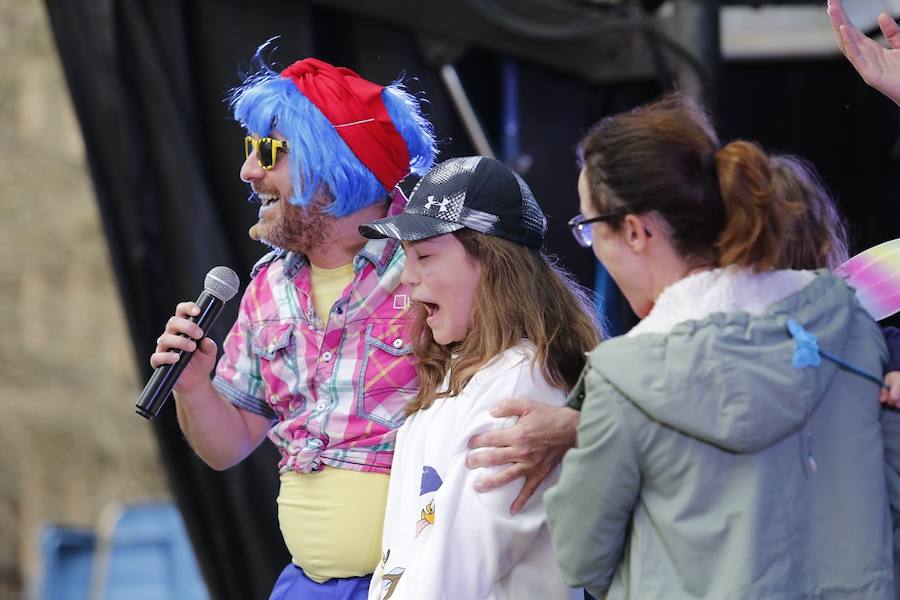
[164, 310, 205, 343]
[879, 388, 900, 408]
[840, 25, 872, 73]
[198, 337, 218, 357]
[149, 349, 180, 369]
[827, 0, 846, 19]
[827, 0, 851, 52]
[473, 463, 527, 494]
[176, 302, 202, 319]
[471, 397, 543, 447]
[472, 463, 550, 515]
[149, 302, 206, 368]
[488, 397, 532, 419]
[879, 13, 900, 49]
[881, 372, 900, 408]
[468, 427, 516, 451]
[157, 329, 199, 351]
[509, 474, 546, 515]
[150, 332, 196, 367]
[466, 447, 531, 469]
[149, 331, 217, 369]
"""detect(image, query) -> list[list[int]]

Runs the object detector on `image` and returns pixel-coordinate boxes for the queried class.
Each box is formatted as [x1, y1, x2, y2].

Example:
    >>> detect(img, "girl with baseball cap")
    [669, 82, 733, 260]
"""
[360, 156, 600, 600]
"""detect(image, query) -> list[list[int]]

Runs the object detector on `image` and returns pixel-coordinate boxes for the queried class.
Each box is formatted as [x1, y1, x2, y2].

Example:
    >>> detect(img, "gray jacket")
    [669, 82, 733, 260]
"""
[546, 272, 894, 599]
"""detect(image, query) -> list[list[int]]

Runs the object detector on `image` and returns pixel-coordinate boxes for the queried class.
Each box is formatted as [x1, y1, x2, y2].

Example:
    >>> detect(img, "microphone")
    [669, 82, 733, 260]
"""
[135, 266, 241, 420]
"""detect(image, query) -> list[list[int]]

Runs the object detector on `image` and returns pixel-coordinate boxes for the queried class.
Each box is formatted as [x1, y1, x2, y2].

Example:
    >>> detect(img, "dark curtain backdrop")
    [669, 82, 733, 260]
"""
[44, 1, 900, 598]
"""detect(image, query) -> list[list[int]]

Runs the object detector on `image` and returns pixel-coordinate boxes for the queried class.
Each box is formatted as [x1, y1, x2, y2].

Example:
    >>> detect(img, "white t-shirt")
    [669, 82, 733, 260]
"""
[369, 343, 581, 600]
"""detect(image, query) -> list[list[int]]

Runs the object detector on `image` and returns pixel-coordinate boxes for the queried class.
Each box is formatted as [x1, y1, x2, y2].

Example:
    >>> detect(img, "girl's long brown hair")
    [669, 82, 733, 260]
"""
[408, 229, 602, 414]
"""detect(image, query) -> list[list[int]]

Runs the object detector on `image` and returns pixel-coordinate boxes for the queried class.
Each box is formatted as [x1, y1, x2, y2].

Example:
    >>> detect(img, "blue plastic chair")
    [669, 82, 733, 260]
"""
[91, 501, 208, 600]
[38, 525, 96, 600]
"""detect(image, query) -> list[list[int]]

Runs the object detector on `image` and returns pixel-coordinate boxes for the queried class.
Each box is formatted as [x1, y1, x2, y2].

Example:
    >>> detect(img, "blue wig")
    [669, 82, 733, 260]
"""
[229, 50, 437, 217]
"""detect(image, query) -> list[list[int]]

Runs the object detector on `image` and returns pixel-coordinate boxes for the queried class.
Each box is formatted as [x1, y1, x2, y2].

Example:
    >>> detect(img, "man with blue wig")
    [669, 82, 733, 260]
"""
[150, 53, 436, 599]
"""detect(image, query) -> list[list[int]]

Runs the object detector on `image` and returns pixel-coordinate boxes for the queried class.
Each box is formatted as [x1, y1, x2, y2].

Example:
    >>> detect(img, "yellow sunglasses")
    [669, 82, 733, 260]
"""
[244, 136, 290, 170]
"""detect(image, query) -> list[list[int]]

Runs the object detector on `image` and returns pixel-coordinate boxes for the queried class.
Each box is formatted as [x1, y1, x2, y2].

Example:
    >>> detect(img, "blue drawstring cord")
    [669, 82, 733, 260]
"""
[787, 319, 888, 389]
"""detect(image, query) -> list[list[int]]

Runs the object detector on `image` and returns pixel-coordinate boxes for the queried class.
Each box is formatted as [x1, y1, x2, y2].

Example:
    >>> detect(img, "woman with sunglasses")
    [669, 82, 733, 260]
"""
[151, 53, 437, 600]
[544, 94, 895, 599]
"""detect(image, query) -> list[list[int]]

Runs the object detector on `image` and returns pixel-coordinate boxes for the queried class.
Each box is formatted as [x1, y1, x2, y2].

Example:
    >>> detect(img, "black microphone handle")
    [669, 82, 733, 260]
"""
[135, 291, 226, 420]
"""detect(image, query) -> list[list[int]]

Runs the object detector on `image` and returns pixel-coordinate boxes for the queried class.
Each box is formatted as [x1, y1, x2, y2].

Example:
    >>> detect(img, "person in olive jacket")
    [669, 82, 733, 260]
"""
[545, 94, 897, 600]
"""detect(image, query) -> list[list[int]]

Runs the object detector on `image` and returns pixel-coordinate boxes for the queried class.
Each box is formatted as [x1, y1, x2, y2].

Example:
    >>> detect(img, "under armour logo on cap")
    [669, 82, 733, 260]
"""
[423, 196, 450, 213]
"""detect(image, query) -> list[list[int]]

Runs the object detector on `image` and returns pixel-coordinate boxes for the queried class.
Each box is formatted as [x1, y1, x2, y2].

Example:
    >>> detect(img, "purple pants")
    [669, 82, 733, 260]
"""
[268, 564, 371, 600]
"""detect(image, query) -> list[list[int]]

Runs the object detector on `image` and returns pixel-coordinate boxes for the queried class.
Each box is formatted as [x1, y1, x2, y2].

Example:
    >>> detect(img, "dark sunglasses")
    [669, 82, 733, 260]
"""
[244, 136, 290, 170]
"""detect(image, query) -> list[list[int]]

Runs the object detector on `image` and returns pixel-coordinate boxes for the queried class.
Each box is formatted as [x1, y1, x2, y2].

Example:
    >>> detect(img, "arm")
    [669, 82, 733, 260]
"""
[151, 301, 271, 470]
[391, 452, 551, 599]
[828, 0, 900, 105]
[545, 366, 640, 598]
[391, 359, 565, 599]
[466, 399, 580, 514]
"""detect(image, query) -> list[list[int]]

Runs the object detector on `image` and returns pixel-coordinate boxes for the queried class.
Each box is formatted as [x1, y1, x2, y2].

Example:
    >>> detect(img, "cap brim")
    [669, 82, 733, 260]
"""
[359, 213, 464, 242]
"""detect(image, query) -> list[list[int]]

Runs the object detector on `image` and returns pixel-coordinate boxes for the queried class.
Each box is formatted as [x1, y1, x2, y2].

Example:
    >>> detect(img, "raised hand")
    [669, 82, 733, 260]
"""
[828, 0, 900, 105]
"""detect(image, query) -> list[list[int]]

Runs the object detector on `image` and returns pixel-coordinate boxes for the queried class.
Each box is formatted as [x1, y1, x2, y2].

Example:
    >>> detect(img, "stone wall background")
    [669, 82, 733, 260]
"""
[0, 1, 169, 597]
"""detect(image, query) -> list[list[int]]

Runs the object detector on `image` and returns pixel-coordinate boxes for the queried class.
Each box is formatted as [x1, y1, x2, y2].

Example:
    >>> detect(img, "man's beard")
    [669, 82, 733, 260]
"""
[256, 193, 332, 255]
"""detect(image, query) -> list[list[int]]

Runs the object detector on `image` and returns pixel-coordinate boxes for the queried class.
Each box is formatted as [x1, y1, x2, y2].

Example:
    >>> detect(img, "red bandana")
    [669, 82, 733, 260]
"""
[280, 58, 411, 191]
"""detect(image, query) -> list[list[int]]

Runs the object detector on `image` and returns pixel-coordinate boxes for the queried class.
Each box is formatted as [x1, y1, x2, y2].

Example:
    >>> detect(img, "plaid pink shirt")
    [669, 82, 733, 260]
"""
[213, 203, 417, 474]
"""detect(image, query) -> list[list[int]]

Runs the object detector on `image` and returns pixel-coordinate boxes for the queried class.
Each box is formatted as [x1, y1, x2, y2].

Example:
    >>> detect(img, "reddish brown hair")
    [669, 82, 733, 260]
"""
[578, 94, 846, 272]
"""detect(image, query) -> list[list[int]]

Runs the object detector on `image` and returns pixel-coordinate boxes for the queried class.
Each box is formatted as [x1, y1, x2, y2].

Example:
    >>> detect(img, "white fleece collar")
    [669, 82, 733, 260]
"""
[627, 267, 816, 337]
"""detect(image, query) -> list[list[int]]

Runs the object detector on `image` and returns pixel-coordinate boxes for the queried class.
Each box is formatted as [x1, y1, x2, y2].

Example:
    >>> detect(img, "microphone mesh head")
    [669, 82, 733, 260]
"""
[204, 266, 240, 301]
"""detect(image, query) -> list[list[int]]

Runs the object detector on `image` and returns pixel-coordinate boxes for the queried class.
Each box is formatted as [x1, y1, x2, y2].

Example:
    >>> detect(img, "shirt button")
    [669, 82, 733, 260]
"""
[322, 351, 333, 362]
[392, 338, 404, 349]
[269, 394, 278, 404]
[315, 401, 326, 411]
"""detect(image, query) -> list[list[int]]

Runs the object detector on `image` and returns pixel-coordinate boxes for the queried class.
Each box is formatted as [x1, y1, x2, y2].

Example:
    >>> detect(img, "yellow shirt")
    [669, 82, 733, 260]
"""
[277, 262, 387, 583]
[309, 262, 355, 325]
[278, 469, 390, 582]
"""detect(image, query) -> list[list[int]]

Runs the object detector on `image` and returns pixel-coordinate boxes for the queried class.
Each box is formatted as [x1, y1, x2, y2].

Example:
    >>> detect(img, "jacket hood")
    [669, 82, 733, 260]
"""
[587, 271, 885, 453]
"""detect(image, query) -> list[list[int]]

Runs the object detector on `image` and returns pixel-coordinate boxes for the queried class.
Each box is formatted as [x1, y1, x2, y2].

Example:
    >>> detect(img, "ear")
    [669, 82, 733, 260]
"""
[621, 214, 652, 253]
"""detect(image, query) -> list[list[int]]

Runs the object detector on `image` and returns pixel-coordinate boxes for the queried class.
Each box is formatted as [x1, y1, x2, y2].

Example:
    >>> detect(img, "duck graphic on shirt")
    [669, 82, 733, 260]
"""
[415, 465, 443, 537]
[379, 465, 444, 598]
